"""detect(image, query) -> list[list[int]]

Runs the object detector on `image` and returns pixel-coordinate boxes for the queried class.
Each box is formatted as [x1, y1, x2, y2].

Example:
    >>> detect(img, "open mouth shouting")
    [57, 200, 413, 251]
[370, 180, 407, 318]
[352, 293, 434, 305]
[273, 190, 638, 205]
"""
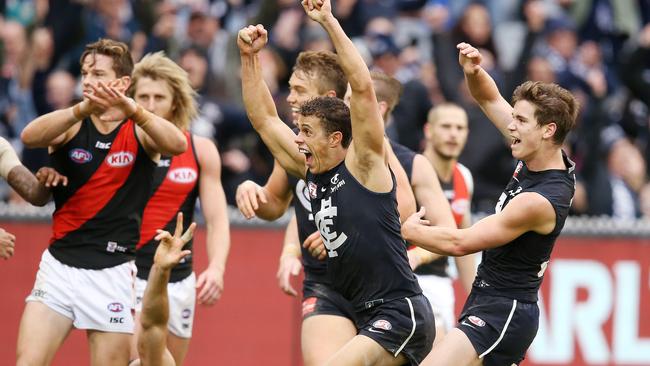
[299, 146, 313, 167]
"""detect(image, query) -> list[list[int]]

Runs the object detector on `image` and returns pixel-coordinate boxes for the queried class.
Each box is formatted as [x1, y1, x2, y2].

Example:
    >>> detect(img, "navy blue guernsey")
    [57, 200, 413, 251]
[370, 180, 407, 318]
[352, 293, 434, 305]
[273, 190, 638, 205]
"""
[287, 174, 329, 284]
[307, 161, 422, 312]
[474, 152, 575, 302]
[49, 118, 155, 269]
[389, 140, 415, 181]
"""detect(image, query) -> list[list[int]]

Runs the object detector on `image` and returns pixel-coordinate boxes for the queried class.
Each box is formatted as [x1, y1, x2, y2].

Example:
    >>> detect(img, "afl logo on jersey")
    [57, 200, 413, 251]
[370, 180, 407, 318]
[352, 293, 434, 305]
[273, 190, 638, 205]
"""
[106, 151, 135, 167]
[69, 148, 93, 163]
[168, 168, 198, 184]
[308, 182, 317, 199]
[468, 315, 486, 327]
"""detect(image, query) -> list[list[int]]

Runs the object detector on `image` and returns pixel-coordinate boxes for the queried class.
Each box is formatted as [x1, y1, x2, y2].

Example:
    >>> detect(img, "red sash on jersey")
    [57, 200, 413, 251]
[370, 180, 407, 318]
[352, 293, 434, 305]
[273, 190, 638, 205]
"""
[50, 120, 138, 243]
[451, 164, 470, 227]
[137, 132, 198, 249]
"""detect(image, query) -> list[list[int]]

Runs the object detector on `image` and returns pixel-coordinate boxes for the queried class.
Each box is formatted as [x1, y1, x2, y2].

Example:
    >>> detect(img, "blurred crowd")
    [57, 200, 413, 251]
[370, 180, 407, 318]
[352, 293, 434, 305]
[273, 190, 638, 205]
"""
[1, 0, 649, 219]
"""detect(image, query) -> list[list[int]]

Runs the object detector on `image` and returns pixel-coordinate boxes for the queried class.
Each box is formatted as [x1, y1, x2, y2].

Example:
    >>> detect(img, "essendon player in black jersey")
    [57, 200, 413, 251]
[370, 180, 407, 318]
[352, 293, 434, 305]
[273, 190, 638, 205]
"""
[238, 0, 433, 362]
[128, 52, 230, 366]
[401, 43, 579, 366]
[18, 39, 186, 365]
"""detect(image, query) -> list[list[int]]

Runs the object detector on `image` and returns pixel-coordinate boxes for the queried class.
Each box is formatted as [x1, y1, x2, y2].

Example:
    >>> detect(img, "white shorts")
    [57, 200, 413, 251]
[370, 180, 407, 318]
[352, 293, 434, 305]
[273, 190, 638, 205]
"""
[134, 272, 196, 338]
[416, 274, 455, 331]
[26, 249, 136, 333]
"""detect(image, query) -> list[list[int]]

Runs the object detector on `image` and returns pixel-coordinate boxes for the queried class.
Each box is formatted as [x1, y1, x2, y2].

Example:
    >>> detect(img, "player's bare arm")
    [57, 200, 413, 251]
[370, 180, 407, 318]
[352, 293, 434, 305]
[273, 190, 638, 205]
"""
[138, 213, 195, 366]
[385, 140, 416, 222]
[238, 24, 306, 179]
[457, 42, 513, 137]
[195, 136, 230, 305]
[277, 214, 303, 297]
[303, 0, 389, 192]
[0, 138, 61, 206]
[402, 192, 556, 256]
[236, 161, 293, 220]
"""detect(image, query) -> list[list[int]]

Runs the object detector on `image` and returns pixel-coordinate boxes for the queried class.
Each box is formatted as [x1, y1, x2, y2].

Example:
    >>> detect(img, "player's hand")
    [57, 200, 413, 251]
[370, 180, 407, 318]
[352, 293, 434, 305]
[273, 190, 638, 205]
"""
[401, 207, 430, 242]
[457, 42, 483, 75]
[196, 266, 224, 306]
[237, 24, 268, 55]
[301, 0, 333, 24]
[0, 228, 16, 260]
[35, 167, 68, 188]
[154, 212, 196, 270]
[303, 230, 326, 260]
[84, 80, 138, 122]
[276, 254, 302, 296]
[235, 180, 268, 219]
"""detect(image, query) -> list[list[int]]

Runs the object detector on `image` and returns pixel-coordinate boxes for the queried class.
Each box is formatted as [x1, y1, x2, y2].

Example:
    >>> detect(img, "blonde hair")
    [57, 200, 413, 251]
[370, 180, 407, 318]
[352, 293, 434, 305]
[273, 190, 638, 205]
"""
[128, 52, 198, 130]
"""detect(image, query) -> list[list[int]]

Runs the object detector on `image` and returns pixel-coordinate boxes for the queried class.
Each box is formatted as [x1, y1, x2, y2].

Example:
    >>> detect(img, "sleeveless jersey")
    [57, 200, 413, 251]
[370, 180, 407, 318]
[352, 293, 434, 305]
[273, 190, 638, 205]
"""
[136, 132, 200, 282]
[415, 162, 473, 276]
[389, 140, 416, 181]
[287, 174, 328, 284]
[474, 152, 575, 302]
[307, 161, 422, 312]
[49, 118, 155, 269]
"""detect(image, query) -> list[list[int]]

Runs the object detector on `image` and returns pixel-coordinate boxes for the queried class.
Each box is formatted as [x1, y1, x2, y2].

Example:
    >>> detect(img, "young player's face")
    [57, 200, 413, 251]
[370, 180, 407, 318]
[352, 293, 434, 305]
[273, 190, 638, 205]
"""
[427, 109, 469, 160]
[81, 54, 124, 93]
[509, 100, 545, 161]
[295, 115, 331, 173]
[286, 71, 321, 125]
[133, 77, 175, 123]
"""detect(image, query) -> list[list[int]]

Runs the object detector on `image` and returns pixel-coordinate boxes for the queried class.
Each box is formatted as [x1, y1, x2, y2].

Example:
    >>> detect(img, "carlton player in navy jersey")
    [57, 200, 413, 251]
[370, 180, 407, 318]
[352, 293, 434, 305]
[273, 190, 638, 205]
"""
[238, 0, 433, 362]
[401, 43, 579, 366]
[235, 50, 358, 366]
[18, 39, 186, 365]
[128, 53, 230, 366]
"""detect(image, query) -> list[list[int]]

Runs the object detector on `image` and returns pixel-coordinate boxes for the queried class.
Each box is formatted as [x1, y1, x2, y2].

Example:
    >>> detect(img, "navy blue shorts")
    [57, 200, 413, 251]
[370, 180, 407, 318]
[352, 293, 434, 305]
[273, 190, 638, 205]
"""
[302, 281, 356, 320]
[357, 294, 435, 366]
[457, 292, 539, 366]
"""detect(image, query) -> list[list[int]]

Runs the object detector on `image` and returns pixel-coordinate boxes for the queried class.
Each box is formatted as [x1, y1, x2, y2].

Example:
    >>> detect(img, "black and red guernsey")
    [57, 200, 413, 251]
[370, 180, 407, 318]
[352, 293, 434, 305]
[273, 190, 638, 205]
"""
[49, 118, 155, 269]
[136, 132, 199, 282]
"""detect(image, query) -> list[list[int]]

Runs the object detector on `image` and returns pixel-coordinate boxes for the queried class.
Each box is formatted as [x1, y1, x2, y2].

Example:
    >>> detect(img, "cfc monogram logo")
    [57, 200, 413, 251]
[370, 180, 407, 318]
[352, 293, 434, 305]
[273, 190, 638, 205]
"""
[314, 197, 348, 257]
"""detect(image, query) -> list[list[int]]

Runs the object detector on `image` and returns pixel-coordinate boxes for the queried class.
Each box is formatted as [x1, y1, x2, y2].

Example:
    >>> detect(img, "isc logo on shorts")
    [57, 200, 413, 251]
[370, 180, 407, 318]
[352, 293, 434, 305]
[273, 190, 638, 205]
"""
[106, 151, 134, 167]
[69, 148, 93, 163]
[168, 168, 198, 184]
[107, 302, 124, 313]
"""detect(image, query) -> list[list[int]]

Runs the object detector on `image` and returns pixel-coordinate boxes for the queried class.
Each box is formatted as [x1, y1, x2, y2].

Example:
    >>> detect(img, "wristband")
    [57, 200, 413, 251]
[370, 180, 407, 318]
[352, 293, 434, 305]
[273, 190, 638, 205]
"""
[131, 104, 151, 128]
[280, 243, 301, 259]
[72, 103, 89, 121]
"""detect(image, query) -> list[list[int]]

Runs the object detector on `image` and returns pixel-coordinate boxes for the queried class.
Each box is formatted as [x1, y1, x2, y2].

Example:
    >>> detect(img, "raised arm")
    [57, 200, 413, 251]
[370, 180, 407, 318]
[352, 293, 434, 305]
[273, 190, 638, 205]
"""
[303, 0, 387, 189]
[139, 213, 194, 366]
[195, 136, 230, 306]
[457, 42, 513, 138]
[238, 25, 306, 179]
